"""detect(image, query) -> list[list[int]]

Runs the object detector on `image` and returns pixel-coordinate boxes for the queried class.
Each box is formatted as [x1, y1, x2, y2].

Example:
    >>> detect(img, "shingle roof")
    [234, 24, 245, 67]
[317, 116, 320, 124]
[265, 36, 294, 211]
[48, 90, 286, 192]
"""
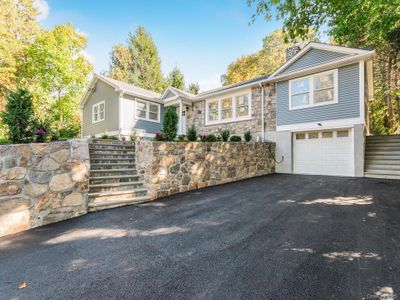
[197, 74, 270, 98]
[96, 74, 161, 100]
[168, 86, 195, 99]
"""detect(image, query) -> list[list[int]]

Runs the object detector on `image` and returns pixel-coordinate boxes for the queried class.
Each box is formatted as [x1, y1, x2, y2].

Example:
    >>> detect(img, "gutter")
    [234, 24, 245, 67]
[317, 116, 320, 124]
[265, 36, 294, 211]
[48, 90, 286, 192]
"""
[259, 82, 265, 141]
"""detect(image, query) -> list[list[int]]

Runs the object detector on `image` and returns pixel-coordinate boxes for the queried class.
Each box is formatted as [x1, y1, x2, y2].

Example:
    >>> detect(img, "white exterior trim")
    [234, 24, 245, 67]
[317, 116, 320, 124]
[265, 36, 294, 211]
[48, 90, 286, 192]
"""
[277, 117, 363, 132]
[92, 101, 105, 124]
[359, 61, 366, 126]
[289, 69, 338, 110]
[205, 90, 252, 126]
[134, 99, 161, 123]
[270, 42, 372, 78]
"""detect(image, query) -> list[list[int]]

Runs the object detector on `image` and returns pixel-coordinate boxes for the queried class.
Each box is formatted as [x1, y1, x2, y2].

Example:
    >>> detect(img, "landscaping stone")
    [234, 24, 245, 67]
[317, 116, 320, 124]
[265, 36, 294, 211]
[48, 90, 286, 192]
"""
[136, 141, 275, 200]
[0, 140, 90, 237]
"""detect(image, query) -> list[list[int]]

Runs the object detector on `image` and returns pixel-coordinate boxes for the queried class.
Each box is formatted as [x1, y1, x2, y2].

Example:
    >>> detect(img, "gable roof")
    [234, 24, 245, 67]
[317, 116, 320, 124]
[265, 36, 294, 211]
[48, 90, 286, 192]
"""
[161, 86, 195, 101]
[79, 74, 161, 108]
[270, 42, 373, 78]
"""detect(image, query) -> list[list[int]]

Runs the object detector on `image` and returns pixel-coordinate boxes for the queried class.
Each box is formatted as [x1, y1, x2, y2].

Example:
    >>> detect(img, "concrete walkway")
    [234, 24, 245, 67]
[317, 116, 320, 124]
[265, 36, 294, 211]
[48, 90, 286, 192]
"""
[1, 174, 399, 299]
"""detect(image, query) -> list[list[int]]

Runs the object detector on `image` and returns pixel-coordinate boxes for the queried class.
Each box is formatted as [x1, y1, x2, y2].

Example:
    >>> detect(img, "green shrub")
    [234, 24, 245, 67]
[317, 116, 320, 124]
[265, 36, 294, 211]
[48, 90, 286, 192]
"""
[229, 135, 242, 142]
[220, 129, 230, 141]
[1, 89, 37, 143]
[216, 135, 223, 141]
[177, 134, 186, 141]
[244, 131, 252, 142]
[162, 107, 178, 141]
[187, 125, 197, 141]
[100, 132, 118, 140]
[205, 134, 217, 142]
[59, 123, 80, 138]
[130, 131, 138, 141]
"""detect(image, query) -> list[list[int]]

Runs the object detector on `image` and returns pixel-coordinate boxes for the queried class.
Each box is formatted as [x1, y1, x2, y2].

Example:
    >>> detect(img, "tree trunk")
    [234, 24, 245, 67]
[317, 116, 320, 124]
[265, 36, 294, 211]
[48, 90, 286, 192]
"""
[386, 57, 394, 131]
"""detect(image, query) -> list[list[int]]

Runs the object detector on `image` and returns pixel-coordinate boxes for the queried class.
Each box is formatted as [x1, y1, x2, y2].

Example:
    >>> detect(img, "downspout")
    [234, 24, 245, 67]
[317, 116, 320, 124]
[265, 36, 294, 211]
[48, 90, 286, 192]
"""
[259, 82, 265, 141]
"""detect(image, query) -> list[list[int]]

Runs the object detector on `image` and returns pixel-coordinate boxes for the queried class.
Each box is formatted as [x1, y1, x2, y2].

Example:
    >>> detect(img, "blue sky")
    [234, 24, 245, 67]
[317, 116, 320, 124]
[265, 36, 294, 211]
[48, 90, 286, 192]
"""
[38, 0, 282, 91]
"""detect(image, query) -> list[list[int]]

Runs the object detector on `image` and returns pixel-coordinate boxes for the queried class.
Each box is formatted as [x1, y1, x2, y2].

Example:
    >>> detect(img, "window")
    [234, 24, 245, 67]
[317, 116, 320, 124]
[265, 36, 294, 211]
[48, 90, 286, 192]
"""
[296, 133, 306, 140]
[207, 101, 219, 122]
[221, 97, 233, 120]
[206, 92, 251, 125]
[92, 101, 105, 123]
[308, 132, 319, 139]
[149, 103, 159, 121]
[236, 94, 249, 117]
[337, 130, 349, 137]
[135, 100, 160, 122]
[322, 131, 333, 138]
[289, 69, 337, 109]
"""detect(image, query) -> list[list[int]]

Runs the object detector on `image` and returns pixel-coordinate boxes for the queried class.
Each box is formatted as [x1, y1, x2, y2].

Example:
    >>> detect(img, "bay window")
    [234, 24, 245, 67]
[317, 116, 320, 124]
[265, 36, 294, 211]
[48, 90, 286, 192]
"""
[206, 92, 251, 125]
[289, 69, 338, 109]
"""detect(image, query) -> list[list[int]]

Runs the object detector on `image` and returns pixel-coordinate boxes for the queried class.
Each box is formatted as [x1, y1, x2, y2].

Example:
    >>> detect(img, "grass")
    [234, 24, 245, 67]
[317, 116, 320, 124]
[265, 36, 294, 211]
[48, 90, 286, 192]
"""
[0, 138, 12, 145]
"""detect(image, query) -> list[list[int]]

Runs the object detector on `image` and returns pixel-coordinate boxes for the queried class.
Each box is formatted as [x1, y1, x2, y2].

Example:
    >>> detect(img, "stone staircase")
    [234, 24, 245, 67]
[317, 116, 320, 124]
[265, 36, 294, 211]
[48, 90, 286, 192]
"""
[364, 135, 400, 180]
[88, 139, 151, 211]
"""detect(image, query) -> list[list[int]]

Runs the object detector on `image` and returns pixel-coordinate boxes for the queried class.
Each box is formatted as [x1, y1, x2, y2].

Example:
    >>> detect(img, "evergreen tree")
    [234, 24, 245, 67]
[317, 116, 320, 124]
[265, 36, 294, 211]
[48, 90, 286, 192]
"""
[1, 89, 37, 143]
[162, 107, 178, 141]
[109, 44, 133, 83]
[128, 26, 166, 92]
[167, 67, 185, 90]
[188, 82, 200, 95]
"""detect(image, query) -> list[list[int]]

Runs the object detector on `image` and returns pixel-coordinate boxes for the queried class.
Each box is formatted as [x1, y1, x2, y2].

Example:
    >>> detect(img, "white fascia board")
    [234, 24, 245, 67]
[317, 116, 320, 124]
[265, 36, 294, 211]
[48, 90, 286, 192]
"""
[276, 117, 364, 132]
[79, 76, 98, 108]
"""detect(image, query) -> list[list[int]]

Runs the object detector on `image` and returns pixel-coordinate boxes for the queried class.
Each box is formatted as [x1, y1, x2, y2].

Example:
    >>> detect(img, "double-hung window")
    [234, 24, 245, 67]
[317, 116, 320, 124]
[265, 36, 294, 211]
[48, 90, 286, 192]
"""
[135, 99, 160, 122]
[92, 101, 105, 123]
[289, 69, 337, 110]
[206, 92, 251, 125]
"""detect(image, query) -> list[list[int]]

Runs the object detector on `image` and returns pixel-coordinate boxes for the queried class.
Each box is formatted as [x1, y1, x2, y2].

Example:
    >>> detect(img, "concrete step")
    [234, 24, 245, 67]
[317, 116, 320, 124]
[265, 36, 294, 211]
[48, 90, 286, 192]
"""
[365, 154, 400, 160]
[90, 163, 136, 170]
[365, 150, 400, 155]
[365, 164, 400, 171]
[365, 159, 400, 165]
[90, 158, 135, 162]
[89, 188, 148, 203]
[366, 139, 400, 144]
[363, 169, 400, 176]
[366, 144, 400, 150]
[364, 173, 400, 180]
[90, 174, 140, 185]
[89, 169, 138, 177]
[89, 181, 145, 193]
[89, 153, 135, 159]
[88, 196, 152, 212]
[90, 150, 136, 156]
[89, 143, 135, 148]
[367, 134, 400, 139]
[90, 139, 134, 144]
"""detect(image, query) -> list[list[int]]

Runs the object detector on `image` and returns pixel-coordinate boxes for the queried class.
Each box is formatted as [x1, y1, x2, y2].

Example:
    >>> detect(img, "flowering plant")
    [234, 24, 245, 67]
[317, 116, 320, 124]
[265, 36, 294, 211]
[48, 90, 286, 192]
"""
[34, 128, 47, 142]
[154, 132, 164, 141]
[198, 134, 206, 142]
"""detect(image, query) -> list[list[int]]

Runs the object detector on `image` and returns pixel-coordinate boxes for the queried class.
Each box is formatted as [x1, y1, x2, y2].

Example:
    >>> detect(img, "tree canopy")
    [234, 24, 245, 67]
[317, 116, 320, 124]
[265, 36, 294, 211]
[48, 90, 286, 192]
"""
[248, 0, 400, 134]
[224, 29, 317, 85]
[167, 67, 185, 90]
[109, 26, 167, 93]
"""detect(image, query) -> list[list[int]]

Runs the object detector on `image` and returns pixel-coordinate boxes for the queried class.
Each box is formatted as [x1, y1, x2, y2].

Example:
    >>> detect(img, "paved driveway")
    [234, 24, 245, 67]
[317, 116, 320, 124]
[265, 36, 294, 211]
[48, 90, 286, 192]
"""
[1, 174, 400, 299]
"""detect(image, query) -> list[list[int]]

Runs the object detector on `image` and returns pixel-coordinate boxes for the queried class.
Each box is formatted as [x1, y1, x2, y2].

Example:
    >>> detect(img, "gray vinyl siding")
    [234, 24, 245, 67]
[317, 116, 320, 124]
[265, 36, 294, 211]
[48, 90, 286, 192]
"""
[277, 63, 360, 126]
[163, 90, 175, 99]
[122, 94, 164, 134]
[280, 49, 351, 75]
[82, 80, 119, 136]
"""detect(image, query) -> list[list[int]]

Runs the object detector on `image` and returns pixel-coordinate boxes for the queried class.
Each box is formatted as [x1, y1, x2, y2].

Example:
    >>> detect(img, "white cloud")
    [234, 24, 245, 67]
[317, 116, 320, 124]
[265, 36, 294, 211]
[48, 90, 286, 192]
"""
[76, 28, 90, 38]
[198, 74, 222, 92]
[34, 0, 50, 21]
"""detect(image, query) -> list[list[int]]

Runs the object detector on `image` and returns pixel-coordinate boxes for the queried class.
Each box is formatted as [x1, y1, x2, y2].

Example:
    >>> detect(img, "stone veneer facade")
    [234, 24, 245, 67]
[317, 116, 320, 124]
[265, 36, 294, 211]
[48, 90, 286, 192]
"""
[136, 141, 275, 199]
[186, 83, 276, 137]
[0, 139, 90, 237]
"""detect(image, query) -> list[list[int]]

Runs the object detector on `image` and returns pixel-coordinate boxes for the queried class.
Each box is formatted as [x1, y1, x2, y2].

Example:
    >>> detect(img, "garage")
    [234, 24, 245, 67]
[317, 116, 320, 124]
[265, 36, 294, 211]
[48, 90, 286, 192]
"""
[293, 129, 354, 176]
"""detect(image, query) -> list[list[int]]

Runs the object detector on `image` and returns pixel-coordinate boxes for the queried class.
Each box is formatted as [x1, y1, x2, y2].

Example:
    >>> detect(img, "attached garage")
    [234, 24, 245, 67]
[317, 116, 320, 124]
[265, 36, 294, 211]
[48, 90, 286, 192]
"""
[293, 129, 354, 176]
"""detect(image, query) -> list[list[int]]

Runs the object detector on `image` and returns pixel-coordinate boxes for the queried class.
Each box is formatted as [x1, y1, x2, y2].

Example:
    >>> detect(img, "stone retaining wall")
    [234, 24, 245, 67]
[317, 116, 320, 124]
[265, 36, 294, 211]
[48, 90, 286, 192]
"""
[0, 139, 90, 237]
[136, 141, 275, 199]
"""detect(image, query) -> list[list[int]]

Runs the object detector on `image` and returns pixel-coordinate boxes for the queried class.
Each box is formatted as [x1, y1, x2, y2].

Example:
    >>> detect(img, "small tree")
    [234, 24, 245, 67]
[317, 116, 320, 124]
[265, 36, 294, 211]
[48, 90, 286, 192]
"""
[1, 89, 37, 143]
[187, 125, 197, 141]
[162, 107, 178, 141]
[244, 131, 252, 142]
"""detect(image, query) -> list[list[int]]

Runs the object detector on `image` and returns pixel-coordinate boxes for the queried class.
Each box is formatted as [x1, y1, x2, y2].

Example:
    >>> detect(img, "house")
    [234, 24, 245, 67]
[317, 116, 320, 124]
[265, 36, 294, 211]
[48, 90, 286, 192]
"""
[80, 42, 375, 177]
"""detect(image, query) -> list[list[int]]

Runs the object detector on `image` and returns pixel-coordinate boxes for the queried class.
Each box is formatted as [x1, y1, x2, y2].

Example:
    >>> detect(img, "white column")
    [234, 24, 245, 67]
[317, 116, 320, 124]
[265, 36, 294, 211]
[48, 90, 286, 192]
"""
[179, 102, 183, 134]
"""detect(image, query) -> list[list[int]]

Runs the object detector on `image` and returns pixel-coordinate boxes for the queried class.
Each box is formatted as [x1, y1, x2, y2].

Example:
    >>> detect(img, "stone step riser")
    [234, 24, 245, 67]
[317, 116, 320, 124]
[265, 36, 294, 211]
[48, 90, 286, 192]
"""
[90, 178, 140, 185]
[89, 191, 148, 203]
[365, 155, 400, 160]
[365, 160, 400, 165]
[366, 140, 400, 145]
[365, 174, 400, 180]
[90, 170, 138, 177]
[366, 144, 400, 149]
[365, 151, 400, 155]
[88, 196, 152, 212]
[89, 183, 144, 193]
[90, 159, 135, 163]
[365, 164, 400, 170]
[364, 169, 400, 176]
[90, 165, 136, 170]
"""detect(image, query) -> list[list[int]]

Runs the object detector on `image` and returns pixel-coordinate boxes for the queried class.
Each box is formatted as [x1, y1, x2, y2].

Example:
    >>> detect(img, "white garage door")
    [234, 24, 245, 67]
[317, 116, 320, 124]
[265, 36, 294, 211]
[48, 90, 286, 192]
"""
[293, 129, 354, 176]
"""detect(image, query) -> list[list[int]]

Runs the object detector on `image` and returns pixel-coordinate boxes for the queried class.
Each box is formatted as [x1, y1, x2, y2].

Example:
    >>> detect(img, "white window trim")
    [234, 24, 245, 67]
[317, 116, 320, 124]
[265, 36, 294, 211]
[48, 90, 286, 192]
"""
[289, 69, 338, 111]
[205, 92, 252, 125]
[134, 99, 161, 123]
[92, 100, 105, 124]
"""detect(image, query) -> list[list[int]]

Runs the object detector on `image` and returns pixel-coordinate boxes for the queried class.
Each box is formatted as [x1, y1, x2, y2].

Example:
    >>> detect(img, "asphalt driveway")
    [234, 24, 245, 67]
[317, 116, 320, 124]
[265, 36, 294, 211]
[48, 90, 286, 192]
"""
[1, 174, 400, 299]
